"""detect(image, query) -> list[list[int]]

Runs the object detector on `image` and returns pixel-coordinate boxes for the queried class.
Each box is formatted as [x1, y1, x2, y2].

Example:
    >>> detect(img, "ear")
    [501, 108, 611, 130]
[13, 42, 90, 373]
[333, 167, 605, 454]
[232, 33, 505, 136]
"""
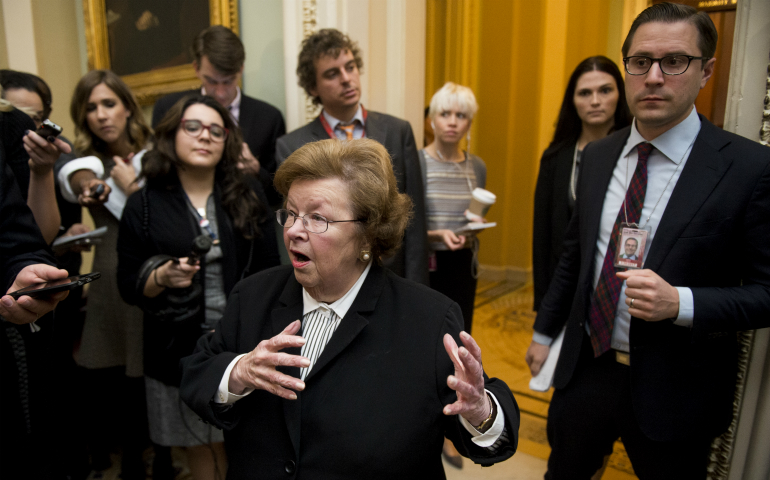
[699, 57, 716, 89]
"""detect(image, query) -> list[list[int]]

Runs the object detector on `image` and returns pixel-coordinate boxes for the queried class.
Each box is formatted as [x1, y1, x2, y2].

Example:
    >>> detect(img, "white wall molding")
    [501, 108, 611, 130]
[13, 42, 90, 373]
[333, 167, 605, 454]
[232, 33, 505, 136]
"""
[2, 0, 38, 73]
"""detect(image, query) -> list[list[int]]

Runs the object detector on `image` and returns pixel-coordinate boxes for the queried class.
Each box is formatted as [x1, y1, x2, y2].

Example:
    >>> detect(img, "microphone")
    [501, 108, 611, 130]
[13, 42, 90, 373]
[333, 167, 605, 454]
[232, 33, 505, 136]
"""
[187, 235, 213, 265]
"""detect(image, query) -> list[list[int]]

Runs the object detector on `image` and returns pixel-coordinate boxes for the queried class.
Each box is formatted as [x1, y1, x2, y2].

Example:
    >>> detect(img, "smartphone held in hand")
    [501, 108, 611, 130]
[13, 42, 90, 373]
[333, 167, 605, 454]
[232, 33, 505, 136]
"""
[8, 272, 101, 299]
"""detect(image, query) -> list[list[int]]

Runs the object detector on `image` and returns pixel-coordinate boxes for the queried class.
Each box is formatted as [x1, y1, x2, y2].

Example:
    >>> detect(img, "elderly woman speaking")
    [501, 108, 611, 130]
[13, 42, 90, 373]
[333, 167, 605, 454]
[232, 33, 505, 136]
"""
[180, 139, 519, 479]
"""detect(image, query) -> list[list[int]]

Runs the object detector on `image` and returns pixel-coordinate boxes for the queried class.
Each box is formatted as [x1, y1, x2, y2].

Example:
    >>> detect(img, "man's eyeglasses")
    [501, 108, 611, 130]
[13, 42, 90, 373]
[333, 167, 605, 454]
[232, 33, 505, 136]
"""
[180, 119, 229, 142]
[623, 55, 709, 76]
[276, 209, 362, 234]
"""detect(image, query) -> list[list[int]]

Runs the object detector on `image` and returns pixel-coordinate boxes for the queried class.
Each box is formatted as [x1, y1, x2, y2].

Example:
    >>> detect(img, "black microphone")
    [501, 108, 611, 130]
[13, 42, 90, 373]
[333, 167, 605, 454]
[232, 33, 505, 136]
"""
[187, 235, 213, 265]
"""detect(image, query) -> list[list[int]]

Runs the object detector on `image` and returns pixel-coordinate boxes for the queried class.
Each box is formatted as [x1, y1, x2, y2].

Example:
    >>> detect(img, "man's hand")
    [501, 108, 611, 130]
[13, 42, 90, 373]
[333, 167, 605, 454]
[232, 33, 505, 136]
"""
[525, 340, 550, 376]
[229, 320, 309, 399]
[237, 143, 261, 175]
[442, 332, 492, 426]
[110, 154, 139, 195]
[23, 130, 72, 175]
[0, 264, 70, 324]
[617, 269, 680, 322]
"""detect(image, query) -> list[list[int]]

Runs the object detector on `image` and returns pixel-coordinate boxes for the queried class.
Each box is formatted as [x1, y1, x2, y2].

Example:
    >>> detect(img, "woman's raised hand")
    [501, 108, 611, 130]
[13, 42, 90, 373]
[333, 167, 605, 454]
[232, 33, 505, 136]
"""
[110, 154, 139, 195]
[442, 332, 492, 427]
[228, 320, 309, 399]
[22, 130, 72, 175]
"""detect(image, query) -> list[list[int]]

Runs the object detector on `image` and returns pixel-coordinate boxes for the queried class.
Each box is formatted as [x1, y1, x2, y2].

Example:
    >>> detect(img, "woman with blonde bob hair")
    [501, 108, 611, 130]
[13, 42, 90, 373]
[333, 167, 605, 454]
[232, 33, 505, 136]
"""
[180, 138, 519, 480]
[421, 82, 486, 334]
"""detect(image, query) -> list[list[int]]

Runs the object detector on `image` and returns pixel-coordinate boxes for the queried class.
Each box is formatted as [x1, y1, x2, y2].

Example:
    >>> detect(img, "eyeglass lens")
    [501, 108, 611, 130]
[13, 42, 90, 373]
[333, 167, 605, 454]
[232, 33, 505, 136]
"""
[182, 120, 227, 141]
[625, 55, 694, 75]
[276, 209, 328, 233]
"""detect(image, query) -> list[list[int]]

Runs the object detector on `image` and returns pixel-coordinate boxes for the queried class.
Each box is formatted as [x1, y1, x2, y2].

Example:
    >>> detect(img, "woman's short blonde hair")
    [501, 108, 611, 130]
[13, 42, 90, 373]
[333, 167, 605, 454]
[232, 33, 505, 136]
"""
[274, 139, 412, 261]
[428, 82, 478, 120]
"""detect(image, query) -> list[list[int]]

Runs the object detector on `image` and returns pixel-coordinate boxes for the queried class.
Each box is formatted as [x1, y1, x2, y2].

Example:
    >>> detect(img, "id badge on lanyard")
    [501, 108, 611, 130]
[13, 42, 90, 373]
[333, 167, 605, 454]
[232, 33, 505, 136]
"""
[614, 224, 649, 269]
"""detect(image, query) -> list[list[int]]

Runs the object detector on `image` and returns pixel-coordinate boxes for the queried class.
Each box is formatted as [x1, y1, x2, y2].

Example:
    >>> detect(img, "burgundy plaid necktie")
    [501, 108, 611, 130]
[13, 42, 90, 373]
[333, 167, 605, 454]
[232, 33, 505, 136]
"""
[587, 142, 653, 357]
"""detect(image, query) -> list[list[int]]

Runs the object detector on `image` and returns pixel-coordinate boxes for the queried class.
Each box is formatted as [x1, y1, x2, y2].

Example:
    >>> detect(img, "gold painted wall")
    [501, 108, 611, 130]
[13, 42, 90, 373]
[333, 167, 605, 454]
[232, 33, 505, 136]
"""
[426, 0, 636, 274]
[30, 0, 83, 138]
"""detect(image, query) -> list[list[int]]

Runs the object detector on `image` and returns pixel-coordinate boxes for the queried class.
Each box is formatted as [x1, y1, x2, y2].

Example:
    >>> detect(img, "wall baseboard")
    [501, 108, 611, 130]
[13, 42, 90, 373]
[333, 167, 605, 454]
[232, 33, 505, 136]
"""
[478, 265, 531, 284]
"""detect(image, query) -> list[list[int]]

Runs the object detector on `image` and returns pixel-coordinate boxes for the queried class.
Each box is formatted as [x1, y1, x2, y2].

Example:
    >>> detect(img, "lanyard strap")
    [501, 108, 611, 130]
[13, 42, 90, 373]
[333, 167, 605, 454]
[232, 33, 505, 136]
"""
[184, 192, 218, 241]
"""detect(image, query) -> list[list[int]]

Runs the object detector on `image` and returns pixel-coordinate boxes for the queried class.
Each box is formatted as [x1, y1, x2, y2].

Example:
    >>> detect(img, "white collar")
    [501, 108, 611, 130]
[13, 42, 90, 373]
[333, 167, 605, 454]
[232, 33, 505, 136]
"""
[321, 104, 365, 130]
[201, 86, 242, 111]
[622, 107, 701, 165]
[302, 260, 372, 320]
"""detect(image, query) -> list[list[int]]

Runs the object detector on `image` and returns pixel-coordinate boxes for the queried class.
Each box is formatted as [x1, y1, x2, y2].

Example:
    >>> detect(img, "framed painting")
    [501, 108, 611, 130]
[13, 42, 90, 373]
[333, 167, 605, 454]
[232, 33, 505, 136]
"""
[83, 0, 239, 105]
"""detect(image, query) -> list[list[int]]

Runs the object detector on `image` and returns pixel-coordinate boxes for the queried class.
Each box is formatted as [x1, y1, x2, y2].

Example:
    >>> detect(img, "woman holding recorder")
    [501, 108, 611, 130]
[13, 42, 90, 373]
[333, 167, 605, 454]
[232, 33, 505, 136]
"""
[117, 95, 280, 480]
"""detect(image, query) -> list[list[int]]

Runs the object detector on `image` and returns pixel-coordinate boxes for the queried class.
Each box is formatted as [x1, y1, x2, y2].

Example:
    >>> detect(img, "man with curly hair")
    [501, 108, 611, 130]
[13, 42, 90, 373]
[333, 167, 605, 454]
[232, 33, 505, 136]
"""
[276, 28, 428, 285]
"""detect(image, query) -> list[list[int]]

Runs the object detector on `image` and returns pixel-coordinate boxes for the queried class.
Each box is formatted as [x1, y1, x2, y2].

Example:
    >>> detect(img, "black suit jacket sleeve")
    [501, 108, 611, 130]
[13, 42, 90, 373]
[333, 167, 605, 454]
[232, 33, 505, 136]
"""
[532, 149, 555, 311]
[1, 163, 56, 292]
[689, 149, 770, 334]
[399, 123, 429, 285]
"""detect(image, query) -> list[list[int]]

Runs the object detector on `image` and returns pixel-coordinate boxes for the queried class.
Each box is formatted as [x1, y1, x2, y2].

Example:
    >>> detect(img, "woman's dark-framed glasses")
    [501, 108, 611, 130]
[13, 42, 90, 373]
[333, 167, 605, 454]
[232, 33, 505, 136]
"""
[180, 119, 229, 142]
[623, 55, 709, 76]
[276, 209, 361, 234]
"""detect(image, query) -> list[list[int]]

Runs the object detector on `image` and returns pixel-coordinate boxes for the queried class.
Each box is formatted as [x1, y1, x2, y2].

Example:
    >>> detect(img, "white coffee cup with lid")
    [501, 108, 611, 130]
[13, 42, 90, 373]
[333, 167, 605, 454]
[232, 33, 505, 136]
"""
[466, 188, 496, 221]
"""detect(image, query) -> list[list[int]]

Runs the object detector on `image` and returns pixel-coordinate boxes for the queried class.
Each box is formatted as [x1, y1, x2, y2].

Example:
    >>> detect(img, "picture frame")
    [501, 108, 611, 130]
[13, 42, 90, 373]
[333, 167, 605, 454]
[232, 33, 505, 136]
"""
[83, 0, 239, 105]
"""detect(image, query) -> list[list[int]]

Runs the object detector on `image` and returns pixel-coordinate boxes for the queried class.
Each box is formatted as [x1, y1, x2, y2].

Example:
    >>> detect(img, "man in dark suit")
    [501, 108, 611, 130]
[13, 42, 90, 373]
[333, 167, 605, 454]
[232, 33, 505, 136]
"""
[152, 25, 285, 203]
[525, 3, 770, 479]
[275, 29, 428, 285]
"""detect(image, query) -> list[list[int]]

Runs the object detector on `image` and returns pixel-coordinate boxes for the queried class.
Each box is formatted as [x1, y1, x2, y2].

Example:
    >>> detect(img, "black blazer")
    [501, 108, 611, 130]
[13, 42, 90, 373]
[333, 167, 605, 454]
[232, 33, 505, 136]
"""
[152, 90, 287, 204]
[275, 112, 429, 285]
[532, 143, 575, 310]
[180, 264, 519, 479]
[534, 117, 770, 442]
[117, 173, 280, 385]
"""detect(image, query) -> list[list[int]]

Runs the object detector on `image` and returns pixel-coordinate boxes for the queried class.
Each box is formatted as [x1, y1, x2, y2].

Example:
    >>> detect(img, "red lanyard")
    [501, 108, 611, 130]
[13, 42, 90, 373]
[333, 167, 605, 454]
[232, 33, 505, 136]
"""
[319, 105, 368, 139]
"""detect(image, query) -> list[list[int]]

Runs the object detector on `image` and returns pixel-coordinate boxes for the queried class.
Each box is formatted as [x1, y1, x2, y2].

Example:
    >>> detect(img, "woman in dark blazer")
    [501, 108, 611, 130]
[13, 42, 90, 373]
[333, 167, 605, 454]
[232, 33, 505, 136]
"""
[180, 139, 520, 479]
[117, 95, 280, 479]
[533, 56, 631, 310]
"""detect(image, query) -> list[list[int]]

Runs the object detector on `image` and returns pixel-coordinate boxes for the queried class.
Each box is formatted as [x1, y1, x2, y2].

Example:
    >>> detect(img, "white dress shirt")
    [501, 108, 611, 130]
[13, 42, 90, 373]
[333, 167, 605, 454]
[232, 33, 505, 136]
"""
[533, 107, 700, 350]
[214, 261, 505, 446]
[203, 86, 242, 125]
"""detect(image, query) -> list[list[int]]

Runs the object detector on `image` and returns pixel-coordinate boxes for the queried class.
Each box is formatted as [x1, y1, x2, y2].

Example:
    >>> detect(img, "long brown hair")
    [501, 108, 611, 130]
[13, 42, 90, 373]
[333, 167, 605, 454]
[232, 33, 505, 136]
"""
[547, 56, 631, 154]
[142, 94, 265, 239]
[70, 70, 151, 158]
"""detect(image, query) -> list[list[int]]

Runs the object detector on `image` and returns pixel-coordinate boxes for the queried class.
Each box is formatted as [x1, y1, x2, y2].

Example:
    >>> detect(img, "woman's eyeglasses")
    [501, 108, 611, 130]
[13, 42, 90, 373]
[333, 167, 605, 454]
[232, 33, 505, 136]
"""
[276, 209, 362, 234]
[180, 119, 228, 142]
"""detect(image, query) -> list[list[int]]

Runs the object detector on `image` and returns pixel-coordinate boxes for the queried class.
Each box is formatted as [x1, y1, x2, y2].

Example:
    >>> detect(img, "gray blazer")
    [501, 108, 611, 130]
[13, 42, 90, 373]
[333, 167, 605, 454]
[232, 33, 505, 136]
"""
[275, 111, 429, 285]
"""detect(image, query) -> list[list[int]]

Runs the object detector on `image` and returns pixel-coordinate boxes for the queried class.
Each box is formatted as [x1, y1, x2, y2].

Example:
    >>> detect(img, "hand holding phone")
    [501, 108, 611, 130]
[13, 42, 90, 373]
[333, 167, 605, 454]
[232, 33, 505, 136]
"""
[36, 119, 63, 140]
[0, 264, 71, 325]
[8, 272, 101, 300]
[22, 126, 72, 174]
[77, 178, 111, 206]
